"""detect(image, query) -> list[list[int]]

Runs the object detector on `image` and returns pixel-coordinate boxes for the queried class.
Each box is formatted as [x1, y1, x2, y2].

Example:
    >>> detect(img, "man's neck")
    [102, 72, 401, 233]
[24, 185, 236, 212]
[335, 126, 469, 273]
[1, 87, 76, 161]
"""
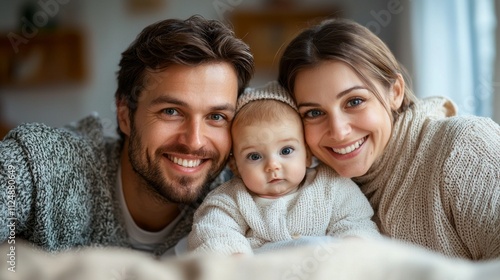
[120, 143, 180, 232]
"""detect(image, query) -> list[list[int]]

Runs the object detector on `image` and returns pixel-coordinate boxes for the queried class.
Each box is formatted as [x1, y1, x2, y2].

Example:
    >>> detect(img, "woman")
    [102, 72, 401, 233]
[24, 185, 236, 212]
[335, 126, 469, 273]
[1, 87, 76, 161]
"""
[278, 18, 500, 260]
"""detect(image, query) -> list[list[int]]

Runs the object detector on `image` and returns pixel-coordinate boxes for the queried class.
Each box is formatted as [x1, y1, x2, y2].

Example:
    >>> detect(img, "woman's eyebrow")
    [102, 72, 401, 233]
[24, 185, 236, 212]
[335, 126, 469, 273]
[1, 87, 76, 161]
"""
[336, 86, 367, 99]
[297, 85, 367, 108]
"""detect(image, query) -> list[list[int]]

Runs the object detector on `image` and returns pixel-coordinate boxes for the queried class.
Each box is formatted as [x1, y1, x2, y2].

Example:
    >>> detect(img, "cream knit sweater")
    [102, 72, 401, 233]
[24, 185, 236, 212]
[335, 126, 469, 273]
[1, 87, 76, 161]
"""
[188, 163, 380, 255]
[353, 97, 500, 260]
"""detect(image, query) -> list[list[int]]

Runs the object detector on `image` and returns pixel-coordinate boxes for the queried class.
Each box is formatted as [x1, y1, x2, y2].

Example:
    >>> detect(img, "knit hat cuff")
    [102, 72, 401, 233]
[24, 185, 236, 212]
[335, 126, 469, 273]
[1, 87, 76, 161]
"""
[236, 81, 298, 112]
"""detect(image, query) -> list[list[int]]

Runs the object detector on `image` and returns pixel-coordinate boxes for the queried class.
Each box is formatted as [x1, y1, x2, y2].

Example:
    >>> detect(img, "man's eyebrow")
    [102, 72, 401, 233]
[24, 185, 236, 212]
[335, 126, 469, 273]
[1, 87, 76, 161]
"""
[211, 103, 236, 111]
[150, 96, 186, 106]
[149, 96, 235, 111]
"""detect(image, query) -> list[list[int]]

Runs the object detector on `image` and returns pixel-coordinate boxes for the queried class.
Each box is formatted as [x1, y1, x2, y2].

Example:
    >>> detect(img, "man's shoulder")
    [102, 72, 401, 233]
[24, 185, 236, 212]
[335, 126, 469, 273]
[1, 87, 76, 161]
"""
[4, 114, 119, 149]
[1, 114, 122, 182]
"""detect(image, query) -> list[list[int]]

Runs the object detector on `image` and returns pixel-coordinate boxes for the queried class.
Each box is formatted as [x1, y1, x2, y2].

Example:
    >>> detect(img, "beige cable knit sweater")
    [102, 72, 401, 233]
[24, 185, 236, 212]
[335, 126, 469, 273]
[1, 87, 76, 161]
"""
[353, 97, 500, 260]
[188, 163, 380, 255]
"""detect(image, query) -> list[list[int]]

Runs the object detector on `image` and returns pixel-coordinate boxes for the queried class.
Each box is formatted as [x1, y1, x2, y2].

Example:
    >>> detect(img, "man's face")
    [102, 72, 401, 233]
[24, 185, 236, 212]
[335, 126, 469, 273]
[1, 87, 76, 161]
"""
[122, 62, 238, 204]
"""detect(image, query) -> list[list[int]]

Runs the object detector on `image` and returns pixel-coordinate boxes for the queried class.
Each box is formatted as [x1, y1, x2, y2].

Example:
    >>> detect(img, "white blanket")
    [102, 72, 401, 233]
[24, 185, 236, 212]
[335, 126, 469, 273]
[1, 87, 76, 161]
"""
[1, 237, 499, 280]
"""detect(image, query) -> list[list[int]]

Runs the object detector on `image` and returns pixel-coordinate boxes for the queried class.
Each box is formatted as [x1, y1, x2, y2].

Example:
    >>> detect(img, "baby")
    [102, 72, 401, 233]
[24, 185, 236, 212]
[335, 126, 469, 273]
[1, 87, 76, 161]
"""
[188, 81, 379, 255]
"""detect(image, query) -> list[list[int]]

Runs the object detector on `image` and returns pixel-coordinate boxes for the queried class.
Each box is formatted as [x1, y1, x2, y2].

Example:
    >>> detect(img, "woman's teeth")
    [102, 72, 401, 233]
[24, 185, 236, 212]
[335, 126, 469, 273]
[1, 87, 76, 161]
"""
[332, 137, 365, 155]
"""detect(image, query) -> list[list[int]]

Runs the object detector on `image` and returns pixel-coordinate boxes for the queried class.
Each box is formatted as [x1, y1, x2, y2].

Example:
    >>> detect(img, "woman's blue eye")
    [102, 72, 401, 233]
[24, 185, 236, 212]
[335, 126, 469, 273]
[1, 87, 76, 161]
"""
[305, 110, 323, 118]
[347, 98, 363, 107]
[281, 147, 294, 155]
[247, 153, 261, 161]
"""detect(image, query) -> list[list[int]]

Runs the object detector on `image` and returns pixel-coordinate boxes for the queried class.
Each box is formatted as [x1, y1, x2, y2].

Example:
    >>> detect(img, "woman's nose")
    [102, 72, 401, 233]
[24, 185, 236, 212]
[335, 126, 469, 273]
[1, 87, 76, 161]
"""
[328, 114, 351, 141]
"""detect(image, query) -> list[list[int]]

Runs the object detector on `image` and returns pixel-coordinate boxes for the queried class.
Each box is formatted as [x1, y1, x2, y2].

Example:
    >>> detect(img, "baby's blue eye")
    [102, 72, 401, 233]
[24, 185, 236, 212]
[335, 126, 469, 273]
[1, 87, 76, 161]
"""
[247, 153, 261, 161]
[281, 147, 294, 155]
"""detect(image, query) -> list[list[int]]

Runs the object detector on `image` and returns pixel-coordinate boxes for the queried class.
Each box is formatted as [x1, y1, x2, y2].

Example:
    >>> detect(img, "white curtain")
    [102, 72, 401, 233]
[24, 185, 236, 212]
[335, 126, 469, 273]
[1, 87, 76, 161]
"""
[410, 0, 496, 117]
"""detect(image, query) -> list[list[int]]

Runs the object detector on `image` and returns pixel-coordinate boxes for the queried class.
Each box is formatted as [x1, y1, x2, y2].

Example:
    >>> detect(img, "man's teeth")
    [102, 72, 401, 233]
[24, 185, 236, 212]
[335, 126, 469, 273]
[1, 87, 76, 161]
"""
[332, 138, 365, 155]
[169, 156, 202, 167]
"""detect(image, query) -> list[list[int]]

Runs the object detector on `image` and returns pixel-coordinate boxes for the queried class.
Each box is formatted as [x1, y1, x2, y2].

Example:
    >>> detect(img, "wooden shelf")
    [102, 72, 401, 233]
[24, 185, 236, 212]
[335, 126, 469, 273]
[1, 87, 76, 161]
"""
[0, 29, 86, 87]
[230, 9, 339, 75]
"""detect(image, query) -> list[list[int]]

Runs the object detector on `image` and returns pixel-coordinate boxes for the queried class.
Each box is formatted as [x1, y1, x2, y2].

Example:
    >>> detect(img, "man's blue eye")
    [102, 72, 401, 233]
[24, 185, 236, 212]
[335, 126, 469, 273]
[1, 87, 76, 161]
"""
[163, 108, 177, 115]
[210, 114, 223, 121]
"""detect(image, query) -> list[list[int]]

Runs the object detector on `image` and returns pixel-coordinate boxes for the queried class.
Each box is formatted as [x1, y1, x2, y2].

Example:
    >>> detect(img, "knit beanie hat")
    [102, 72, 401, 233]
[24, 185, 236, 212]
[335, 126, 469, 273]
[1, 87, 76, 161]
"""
[236, 81, 298, 113]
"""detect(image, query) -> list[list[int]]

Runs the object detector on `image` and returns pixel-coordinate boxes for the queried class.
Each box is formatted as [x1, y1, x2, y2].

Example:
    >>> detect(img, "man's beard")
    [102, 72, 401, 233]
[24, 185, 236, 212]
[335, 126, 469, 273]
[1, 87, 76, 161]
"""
[127, 123, 225, 204]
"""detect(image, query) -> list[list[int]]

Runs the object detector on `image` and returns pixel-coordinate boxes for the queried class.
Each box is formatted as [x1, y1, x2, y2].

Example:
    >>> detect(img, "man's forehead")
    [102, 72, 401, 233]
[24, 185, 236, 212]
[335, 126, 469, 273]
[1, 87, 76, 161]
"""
[138, 63, 238, 108]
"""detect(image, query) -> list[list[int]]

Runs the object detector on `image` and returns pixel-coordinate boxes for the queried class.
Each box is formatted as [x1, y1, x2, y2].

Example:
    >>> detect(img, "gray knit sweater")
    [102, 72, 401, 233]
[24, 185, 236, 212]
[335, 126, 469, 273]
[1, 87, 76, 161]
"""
[0, 115, 230, 255]
[353, 97, 500, 260]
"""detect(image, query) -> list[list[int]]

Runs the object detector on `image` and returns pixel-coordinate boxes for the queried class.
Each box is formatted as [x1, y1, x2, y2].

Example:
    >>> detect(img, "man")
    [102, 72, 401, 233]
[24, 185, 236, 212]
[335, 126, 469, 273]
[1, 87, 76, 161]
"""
[0, 15, 254, 256]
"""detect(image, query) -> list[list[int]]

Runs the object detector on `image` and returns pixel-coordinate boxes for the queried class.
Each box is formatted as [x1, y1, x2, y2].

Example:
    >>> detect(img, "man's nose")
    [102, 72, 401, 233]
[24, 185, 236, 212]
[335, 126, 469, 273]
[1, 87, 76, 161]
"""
[178, 119, 205, 151]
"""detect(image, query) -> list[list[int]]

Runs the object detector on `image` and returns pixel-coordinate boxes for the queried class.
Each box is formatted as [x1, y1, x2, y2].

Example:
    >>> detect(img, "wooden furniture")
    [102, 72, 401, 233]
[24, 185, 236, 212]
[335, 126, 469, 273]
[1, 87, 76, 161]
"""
[230, 8, 339, 76]
[0, 29, 86, 87]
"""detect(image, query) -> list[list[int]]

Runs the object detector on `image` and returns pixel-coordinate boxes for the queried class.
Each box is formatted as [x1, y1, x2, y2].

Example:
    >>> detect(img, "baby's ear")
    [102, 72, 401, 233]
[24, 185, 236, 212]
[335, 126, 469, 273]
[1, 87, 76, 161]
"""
[228, 152, 240, 177]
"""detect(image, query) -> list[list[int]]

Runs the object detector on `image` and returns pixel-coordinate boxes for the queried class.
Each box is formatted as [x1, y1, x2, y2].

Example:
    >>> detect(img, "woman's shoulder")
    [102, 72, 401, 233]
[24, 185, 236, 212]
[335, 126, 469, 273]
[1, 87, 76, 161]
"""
[436, 114, 499, 141]
[437, 115, 500, 179]
[410, 97, 498, 144]
[412, 97, 457, 119]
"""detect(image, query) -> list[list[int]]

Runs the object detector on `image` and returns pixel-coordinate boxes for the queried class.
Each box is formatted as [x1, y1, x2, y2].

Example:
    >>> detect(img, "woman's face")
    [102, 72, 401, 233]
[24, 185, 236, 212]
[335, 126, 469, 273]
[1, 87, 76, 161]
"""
[293, 61, 403, 178]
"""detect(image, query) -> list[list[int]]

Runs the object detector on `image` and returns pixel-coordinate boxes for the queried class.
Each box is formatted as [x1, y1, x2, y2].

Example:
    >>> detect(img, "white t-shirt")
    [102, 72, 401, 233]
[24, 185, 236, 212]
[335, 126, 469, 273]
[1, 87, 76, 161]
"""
[116, 167, 183, 254]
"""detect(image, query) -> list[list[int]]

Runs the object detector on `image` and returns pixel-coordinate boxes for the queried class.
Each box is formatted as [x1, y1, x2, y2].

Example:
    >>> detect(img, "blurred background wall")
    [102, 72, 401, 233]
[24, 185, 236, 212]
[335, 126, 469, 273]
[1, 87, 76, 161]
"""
[0, 0, 497, 138]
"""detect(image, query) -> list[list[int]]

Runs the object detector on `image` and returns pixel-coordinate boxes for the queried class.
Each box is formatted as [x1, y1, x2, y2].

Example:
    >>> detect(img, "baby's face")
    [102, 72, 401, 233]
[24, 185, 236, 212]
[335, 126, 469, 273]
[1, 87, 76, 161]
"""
[232, 117, 308, 198]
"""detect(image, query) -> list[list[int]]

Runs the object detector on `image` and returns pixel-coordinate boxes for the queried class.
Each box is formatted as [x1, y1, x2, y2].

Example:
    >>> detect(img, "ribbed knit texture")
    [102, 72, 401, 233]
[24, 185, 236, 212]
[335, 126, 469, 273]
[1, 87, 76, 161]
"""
[188, 163, 380, 255]
[353, 97, 500, 260]
[236, 81, 298, 112]
[0, 115, 231, 255]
